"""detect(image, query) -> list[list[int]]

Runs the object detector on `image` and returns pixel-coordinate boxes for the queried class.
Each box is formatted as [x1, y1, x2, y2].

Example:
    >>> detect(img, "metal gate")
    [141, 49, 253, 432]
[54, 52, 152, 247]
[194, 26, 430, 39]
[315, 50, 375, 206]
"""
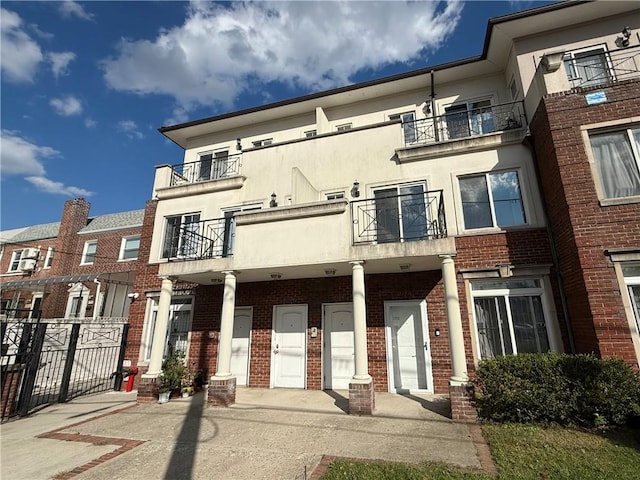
[1, 316, 128, 422]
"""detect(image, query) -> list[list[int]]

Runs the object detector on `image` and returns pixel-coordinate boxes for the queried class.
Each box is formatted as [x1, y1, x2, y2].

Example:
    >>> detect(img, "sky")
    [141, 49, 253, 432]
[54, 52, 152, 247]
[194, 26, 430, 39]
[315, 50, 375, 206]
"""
[0, 0, 554, 231]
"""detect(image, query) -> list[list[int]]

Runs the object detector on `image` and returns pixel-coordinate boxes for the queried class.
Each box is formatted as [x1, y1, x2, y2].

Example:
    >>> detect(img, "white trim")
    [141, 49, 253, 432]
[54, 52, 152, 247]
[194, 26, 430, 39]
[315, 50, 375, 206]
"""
[384, 300, 433, 394]
[64, 283, 90, 319]
[43, 247, 54, 269]
[80, 240, 97, 265]
[613, 261, 640, 367]
[118, 235, 140, 261]
[232, 306, 253, 386]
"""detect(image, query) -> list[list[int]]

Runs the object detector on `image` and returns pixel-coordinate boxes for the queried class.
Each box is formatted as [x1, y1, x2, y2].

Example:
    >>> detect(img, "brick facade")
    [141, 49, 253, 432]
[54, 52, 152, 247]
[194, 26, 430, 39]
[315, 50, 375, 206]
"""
[531, 79, 640, 367]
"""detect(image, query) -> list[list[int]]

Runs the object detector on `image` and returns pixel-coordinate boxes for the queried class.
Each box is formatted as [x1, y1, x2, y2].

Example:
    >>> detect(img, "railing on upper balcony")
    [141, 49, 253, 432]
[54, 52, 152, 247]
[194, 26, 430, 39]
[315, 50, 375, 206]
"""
[165, 217, 233, 261]
[402, 100, 525, 146]
[565, 45, 640, 89]
[351, 189, 446, 245]
[169, 153, 241, 186]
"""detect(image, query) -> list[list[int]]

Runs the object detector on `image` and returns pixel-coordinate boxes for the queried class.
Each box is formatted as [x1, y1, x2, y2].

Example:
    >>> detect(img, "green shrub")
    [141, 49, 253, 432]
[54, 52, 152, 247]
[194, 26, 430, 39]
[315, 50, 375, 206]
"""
[158, 350, 190, 393]
[474, 353, 640, 428]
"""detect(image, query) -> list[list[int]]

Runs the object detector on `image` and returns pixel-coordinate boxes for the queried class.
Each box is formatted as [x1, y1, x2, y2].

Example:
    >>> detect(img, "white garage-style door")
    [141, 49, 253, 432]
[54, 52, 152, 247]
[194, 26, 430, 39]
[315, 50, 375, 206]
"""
[323, 303, 355, 390]
[271, 305, 307, 388]
[385, 301, 433, 393]
[230, 307, 252, 386]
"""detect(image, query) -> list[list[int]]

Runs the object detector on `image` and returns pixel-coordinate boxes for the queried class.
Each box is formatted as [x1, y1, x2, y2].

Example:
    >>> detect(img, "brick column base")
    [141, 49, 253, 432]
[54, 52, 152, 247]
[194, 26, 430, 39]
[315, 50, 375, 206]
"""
[136, 376, 159, 404]
[349, 380, 375, 415]
[449, 382, 478, 423]
[208, 377, 236, 407]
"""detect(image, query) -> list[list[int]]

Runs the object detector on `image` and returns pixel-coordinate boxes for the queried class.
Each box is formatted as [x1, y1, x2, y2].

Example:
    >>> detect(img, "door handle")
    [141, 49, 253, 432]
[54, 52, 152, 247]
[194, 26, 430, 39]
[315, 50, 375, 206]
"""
[274, 344, 279, 354]
[424, 342, 428, 350]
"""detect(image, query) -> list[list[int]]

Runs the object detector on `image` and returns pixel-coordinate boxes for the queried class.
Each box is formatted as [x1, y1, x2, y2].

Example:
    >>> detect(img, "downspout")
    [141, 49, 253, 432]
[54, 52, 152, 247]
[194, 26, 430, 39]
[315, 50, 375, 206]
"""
[93, 278, 101, 320]
[431, 70, 439, 142]
[524, 133, 575, 353]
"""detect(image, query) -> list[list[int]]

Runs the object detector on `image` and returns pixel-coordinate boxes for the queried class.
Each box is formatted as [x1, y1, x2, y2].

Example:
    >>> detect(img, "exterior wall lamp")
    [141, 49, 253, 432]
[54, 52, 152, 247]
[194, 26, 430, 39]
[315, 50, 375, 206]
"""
[350, 180, 360, 198]
[270, 192, 278, 207]
[236, 138, 242, 151]
[621, 26, 631, 47]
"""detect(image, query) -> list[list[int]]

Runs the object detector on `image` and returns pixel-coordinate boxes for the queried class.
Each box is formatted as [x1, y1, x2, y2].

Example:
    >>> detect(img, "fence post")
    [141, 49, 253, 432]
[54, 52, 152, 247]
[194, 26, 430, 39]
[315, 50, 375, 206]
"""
[58, 324, 80, 403]
[113, 323, 130, 391]
[17, 323, 47, 417]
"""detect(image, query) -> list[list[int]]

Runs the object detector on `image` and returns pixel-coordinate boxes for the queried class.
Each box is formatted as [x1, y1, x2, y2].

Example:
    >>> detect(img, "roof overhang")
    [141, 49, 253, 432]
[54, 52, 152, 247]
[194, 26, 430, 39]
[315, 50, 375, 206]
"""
[0, 274, 132, 289]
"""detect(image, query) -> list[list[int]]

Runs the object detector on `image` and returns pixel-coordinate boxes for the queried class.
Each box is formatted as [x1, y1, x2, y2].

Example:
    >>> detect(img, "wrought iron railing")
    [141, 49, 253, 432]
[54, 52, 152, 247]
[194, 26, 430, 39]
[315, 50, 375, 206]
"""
[403, 100, 525, 146]
[165, 217, 232, 261]
[565, 45, 640, 88]
[169, 154, 241, 186]
[351, 190, 446, 245]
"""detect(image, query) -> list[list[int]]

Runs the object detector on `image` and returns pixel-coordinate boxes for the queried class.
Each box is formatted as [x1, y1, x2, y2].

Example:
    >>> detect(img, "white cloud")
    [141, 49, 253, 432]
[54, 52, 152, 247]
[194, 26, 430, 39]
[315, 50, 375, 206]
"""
[0, 130, 93, 197]
[103, 1, 463, 113]
[58, 1, 95, 21]
[25, 176, 93, 196]
[0, 8, 44, 83]
[117, 120, 144, 139]
[48, 51, 76, 78]
[84, 117, 97, 128]
[50, 95, 83, 116]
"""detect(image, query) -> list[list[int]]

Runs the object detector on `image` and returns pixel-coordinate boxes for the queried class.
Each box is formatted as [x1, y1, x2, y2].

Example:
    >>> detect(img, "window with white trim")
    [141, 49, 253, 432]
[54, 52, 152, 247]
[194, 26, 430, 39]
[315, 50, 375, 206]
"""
[336, 123, 352, 132]
[119, 236, 140, 260]
[162, 213, 200, 259]
[142, 297, 193, 361]
[459, 170, 526, 229]
[81, 241, 97, 265]
[471, 279, 552, 359]
[198, 149, 230, 181]
[325, 191, 345, 200]
[563, 45, 612, 87]
[304, 130, 317, 138]
[623, 264, 640, 339]
[43, 247, 54, 269]
[8, 249, 24, 272]
[445, 99, 495, 139]
[588, 126, 640, 199]
[252, 138, 272, 147]
[373, 182, 429, 243]
[508, 75, 519, 101]
[390, 112, 417, 144]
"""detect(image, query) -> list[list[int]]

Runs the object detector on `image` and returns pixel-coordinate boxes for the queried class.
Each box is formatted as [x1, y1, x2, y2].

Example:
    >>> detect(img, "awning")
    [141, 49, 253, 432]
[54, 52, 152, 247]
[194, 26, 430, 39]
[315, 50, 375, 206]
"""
[0, 274, 132, 289]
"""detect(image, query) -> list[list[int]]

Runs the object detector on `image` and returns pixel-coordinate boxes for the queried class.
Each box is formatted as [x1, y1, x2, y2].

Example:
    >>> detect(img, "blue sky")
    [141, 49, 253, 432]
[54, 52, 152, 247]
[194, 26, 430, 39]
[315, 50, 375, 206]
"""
[0, 0, 553, 230]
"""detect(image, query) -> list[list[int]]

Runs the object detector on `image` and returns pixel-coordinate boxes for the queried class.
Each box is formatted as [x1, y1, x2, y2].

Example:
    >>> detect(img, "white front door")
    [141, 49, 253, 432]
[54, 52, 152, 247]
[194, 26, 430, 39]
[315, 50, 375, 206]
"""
[272, 305, 307, 388]
[323, 303, 354, 390]
[385, 302, 433, 393]
[230, 308, 252, 386]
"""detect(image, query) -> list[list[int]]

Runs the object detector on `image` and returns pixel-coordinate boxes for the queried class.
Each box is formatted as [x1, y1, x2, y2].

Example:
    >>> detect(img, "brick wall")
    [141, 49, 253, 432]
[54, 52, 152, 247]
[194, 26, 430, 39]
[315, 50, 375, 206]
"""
[531, 79, 640, 366]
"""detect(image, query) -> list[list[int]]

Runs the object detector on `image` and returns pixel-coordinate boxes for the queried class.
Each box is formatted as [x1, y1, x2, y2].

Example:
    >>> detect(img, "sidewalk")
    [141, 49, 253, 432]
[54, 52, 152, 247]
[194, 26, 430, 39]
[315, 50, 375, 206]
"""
[1, 388, 488, 480]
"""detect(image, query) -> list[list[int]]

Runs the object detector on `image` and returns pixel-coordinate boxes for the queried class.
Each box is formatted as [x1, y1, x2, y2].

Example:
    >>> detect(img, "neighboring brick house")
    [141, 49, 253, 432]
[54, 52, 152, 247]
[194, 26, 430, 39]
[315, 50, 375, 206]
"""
[0, 198, 144, 321]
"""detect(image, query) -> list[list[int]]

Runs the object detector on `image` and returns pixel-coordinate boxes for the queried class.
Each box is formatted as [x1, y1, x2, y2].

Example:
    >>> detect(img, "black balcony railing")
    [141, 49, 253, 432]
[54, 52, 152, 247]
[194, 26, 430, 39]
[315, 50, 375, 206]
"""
[351, 190, 446, 245]
[402, 100, 525, 146]
[169, 154, 241, 186]
[164, 217, 233, 261]
[565, 45, 640, 88]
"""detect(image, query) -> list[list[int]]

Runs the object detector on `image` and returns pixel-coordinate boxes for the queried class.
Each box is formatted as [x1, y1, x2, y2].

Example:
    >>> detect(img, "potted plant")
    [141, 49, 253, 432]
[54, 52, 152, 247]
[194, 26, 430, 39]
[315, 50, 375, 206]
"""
[157, 351, 189, 403]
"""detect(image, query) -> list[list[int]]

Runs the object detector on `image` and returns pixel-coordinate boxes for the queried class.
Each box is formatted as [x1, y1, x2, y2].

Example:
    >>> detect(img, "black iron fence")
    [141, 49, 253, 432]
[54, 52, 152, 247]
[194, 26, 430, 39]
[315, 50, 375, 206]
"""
[165, 216, 232, 261]
[403, 100, 525, 146]
[565, 45, 640, 88]
[169, 154, 241, 186]
[1, 315, 128, 422]
[351, 189, 446, 245]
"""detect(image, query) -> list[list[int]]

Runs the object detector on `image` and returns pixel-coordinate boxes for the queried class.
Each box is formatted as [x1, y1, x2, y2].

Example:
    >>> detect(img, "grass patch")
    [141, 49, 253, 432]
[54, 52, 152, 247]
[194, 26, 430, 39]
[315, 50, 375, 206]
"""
[321, 424, 640, 480]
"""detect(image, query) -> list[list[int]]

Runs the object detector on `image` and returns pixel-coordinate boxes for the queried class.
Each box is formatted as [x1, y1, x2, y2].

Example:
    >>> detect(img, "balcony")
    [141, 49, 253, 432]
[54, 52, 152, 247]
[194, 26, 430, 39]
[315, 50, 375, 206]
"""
[564, 45, 640, 89]
[351, 190, 446, 245]
[402, 101, 526, 147]
[169, 154, 241, 186]
[164, 217, 231, 261]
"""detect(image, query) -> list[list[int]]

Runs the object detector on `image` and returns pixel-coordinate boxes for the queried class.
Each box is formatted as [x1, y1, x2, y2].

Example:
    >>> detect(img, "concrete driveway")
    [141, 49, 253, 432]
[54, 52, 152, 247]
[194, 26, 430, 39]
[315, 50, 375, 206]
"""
[1, 388, 488, 480]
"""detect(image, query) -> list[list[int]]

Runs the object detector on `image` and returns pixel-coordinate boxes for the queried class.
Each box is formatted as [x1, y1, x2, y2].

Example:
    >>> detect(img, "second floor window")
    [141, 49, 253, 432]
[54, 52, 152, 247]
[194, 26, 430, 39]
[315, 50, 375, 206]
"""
[252, 138, 273, 147]
[44, 247, 54, 268]
[459, 170, 526, 229]
[198, 150, 230, 181]
[564, 46, 612, 87]
[120, 236, 140, 260]
[589, 126, 640, 199]
[336, 123, 352, 132]
[8, 249, 23, 272]
[81, 241, 97, 264]
[390, 112, 417, 144]
[163, 213, 200, 258]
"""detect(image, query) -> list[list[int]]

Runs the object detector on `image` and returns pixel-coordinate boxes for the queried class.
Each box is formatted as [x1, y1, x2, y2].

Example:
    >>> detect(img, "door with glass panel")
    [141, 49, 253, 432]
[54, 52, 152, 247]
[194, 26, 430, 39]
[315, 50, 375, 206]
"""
[164, 213, 200, 258]
[374, 183, 428, 243]
[221, 205, 261, 257]
[198, 150, 230, 181]
[445, 100, 494, 139]
[472, 280, 551, 358]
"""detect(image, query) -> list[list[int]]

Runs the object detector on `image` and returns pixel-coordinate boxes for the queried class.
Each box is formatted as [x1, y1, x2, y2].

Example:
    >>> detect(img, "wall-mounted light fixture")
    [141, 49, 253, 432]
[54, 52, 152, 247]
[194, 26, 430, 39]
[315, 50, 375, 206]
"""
[270, 272, 282, 280]
[324, 268, 336, 277]
[350, 180, 360, 198]
[622, 26, 631, 47]
[399, 263, 411, 271]
[127, 292, 139, 302]
[210, 278, 224, 284]
[270, 192, 278, 207]
[236, 138, 242, 151]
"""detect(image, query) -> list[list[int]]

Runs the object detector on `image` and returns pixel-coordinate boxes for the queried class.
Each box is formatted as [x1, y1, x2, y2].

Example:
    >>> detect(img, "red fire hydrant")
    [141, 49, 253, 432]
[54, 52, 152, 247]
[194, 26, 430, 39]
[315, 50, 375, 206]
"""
[125, 367, 139, 392]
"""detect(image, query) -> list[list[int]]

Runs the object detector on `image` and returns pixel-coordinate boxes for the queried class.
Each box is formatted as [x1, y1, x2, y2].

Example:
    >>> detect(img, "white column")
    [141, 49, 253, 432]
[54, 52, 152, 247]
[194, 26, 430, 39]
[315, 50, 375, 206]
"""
[145, 276, 173, 376]
[350, 261, 371, 382]
[213, 271, 237, 379]
[440, 255, 468, 384]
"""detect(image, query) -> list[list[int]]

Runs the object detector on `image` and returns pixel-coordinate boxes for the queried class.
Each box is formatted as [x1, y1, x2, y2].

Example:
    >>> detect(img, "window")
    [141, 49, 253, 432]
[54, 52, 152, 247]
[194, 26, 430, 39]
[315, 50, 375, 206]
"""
[508, 75, 519, 101]
[142, 297, 193, 361]
[564, 46, 612, 87]
[374, 183, 428, 243]
[445, 100, 495, 139]
[43, 247, 54, 269]
[81, 241, 97, 264]
[120, 236, 140, 260]
[8, 250, 23, 272]
[459, 170, 526, 229]
[390, 112, 417, 144]
[304, 130, 317, 138]
[252, 138, 272, 147]
[162, 213, 200, 258]
[221, 204, 262, 257]
[336, 123, 352, 132]
[198, 150, 230, 181]
[325, 191, 345, 200]
[623, 264, 640, 340]
[589, 126, 640, 199]
[472, 279, 551, 359]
